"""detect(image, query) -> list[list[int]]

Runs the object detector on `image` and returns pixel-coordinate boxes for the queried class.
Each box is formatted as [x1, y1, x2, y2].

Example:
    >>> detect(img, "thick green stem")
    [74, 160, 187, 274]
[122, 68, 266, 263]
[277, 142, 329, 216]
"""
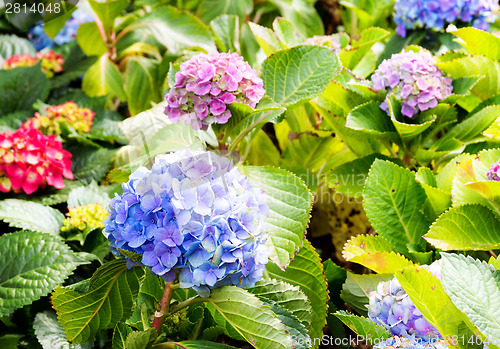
[152, 282, 174, 335]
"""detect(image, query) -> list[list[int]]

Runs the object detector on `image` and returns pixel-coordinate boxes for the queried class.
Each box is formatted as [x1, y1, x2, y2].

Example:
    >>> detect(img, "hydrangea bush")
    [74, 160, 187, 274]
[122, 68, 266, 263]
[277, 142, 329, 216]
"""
[2, 50, 64, 78]
[164, 52, 266, 130]
[394, 0, 499, 37]
[372, 50, 453, 117]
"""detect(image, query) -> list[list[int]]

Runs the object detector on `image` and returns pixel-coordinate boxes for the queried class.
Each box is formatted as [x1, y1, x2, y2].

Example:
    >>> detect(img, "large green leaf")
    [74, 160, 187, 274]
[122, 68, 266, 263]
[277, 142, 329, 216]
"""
[89, 0, 129, 32]
[425, 204, 500, 250]
[261, 45, 341, 107]
[0, 199, 64, 235]
[248, 22, 285, 56]
[197, 0, 252, 23]
[130, 6, 216, 54]
[363, 160, 428, 253]
[339, 27, 389, 72]
[72, 148, 117, 183]
[242, 166, 313, 269]
[268, 0, 323, 37]
[396, 266, 467, 342]
[112, 323, 132, 349]
[206, 286, 292, 349]
[210, 15, 240, 53]
[0, 231, 88, 317]
[34, 311, 92, 349]
[175, 341, 239, 348]
[450, 27, 500, 61]
[0, 63, 49, 116]
[266, 240, 327, 347]
[334, 311, 390, 339]
[52, 259, 144, 344]
[76, 22, 107, 57]
[441, 253, 500, 344]
[82, 55, 126, 100]
[67, 181, 110, 208]
[313, 81, 369, 118]
[247, 279, 312, 329]
[0, 34, 35, 66]
[346, 101, 398, 136]
[124, 56, 161, 115]
[340, 272, 393, 316]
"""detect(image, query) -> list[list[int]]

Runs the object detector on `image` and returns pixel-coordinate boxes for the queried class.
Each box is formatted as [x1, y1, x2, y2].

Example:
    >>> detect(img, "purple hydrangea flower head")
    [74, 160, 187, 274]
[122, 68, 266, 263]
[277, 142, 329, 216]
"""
[372, 50, 453, 118]
[303, 35, 341, 54]
[367, 277, 440, 339]
[394, 0, 499, 37]
[164, 52, 266, 130]
[104, 150, 269, 295]
[374, 335, 448, 348]
[27, 9, 94, 50]
[487, 159, 500, 181]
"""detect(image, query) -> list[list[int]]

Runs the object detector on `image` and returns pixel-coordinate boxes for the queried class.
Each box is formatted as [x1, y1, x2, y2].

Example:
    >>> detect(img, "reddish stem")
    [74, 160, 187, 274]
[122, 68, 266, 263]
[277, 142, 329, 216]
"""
[152, 282, 173, 334]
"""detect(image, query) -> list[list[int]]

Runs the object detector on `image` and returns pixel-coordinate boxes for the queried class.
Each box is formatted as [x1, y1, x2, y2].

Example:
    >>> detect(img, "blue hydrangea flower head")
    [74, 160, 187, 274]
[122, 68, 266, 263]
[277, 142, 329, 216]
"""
[104, 150, 269, 295]
[374, 335, 449, 348]
[367, 276, 440, 339]
[394, 0, 499, 37]
[372, 50, 453, 118]
[28, 9, 94, 50]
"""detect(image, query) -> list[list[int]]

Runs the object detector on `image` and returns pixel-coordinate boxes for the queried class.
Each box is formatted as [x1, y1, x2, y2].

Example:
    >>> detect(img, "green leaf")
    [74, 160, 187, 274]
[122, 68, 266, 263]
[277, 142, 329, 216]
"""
[248, 22, 285, 56]
[0, 34, 35, 66]
[34, 311, 92, 349]
[340, 272, 393, 316]
[206, 286, 292, 349]
[211, 15, 240, 53]
[197, 0, 252, 23]
[269, 0, 323, 37]
[44, 7, 75, 39]
[0, 334, 22, 349]
[124, 57, 161, 115]
[82, 55, 126, 101]
[175, 341, 239, 349]
[425, 204, 500, 250]
[242, 166, 313, 269]
[386, 95, 436, 140]
[326, 153, 396, 197]
[125, 328, 157, 349]
[342, 234, 393, 259]
[313, 81, 369, 118]
[52, 259, 144, 344]
[346, 101, 398, 136]
[0, 63, 49, 116]
[112, 323, 133, 349]
[0, 199, 64, 235]
[76, 22, 107, 57]
[450, 27, 500, 61]
[339, 27, 390, 72]
[72, 148, 116, 183]
[272, 18, 304, 47]
[266, 240, 327, 347]
[363, 160, 428, 253]
[442, 253, 500, 344]
[131, 6, 216, 55]
[261, 45, 341, 107]
[67, 181, 111, 208]
[89, 0, 129, 32]
[0, 231, 89, 317]
[436, 153, 475, 193]
[334, 311, 390, 339]
[396, 265, 467, 342]
[247, 279, 312, 329]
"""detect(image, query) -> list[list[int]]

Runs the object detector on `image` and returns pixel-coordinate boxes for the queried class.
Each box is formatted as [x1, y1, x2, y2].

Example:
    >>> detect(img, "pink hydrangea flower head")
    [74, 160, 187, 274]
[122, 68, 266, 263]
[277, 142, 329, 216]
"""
[0, 126, 73, 194]
[487, 159, 500, 181]
[372, 50, 453, 118]
[164, 52, 265, 130]
[22, 101, 95, 135]
[37, 50, 64, 78]
[2, 54, 37, 69]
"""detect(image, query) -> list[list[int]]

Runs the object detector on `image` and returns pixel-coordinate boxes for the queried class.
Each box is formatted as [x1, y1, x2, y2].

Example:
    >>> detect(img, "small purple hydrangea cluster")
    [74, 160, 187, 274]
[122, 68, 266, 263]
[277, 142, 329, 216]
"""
[104, 150, 269, 295]
[372, 50, 453, 118]
[374, 335, 448, 348]
[164, 52, 266, 130]
[487, 159, 500, 181]
[28, 9, 94, 50]
[368, 261, 443, 339]
[394, 0, 499, 37]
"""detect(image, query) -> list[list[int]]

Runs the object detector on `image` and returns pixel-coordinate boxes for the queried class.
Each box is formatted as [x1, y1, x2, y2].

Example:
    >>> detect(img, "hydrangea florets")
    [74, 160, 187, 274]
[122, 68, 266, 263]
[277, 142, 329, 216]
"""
[372, 50, 453, 118]
[28, 9, 94, 50]
[22, 101, 95, 135]
[104, 150, 269, 295]
[394, 0, 499, 37]
[0, 126, 73, 194]
[368, 261, 442, 339]
[487, 159, 500, 181]
[374, 335, 448, 348]
[303, 35, 341, 54]
[2, 51, 64, 78]
[164, 52, 266, 130]
[61, 203, 108, 233]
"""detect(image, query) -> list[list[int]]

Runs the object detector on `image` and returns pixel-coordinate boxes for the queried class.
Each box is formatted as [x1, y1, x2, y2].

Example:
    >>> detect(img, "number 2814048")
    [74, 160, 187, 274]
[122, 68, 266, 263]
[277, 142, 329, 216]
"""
[5, 2, 61, 14]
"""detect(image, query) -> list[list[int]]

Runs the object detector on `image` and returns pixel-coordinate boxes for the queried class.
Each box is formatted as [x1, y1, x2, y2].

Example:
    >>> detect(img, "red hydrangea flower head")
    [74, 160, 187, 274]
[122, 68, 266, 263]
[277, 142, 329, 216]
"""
[2, 50, 64, 78]
[0, 126, 73, 194]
